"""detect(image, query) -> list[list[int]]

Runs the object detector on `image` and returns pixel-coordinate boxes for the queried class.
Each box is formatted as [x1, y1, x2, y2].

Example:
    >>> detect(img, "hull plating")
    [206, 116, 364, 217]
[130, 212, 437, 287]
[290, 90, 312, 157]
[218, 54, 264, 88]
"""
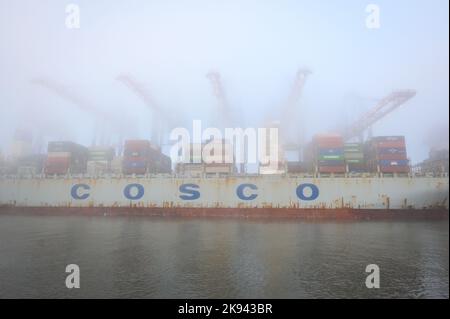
[0, 176, 448, 213]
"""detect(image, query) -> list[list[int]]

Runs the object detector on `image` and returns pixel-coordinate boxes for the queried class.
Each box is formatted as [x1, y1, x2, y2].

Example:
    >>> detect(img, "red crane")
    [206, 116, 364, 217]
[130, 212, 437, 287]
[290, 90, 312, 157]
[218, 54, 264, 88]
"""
[117, 74, 175, 147]
[31, 77, 129, 148]
[343, 90, 416, 141]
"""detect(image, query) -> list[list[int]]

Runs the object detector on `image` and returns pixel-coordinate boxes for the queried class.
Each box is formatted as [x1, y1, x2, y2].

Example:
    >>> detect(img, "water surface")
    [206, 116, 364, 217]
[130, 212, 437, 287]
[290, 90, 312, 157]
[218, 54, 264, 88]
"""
[0, 215, 448, 298]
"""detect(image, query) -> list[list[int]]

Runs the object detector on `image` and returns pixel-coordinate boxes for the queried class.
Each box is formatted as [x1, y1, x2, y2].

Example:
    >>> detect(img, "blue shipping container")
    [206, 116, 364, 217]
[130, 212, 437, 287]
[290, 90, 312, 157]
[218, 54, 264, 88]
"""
[123, 161, 147, 169]
[379, 160, 409, 167]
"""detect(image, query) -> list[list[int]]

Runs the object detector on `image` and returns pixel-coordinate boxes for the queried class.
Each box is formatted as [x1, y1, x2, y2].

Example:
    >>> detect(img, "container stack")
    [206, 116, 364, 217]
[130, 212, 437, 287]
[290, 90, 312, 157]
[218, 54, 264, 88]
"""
[175, 163, 204, 176]
[122, 140, 172, 175]
[366, 136, 410, 173]
[87, 146, 115, 175]
[122, 140, 152, 175]
[344, 143, 365, 172]
[418, 148, 449, 175]
[311, 134, 345, 173]
[45, 141, 88, 175]
[148, 151, 172, 174]
[176, 141, 235, 176]
[286, 161, 309, 174]
[17, 154, 46, 175]
[203, 139, 235, 175]
[9, 129, 33, 159]
[110, 156, 123, 174]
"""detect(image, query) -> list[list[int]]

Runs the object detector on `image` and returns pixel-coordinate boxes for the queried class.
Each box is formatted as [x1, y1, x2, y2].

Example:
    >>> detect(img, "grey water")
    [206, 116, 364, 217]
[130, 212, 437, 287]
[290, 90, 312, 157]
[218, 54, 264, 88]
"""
[0, 215, 448, 298]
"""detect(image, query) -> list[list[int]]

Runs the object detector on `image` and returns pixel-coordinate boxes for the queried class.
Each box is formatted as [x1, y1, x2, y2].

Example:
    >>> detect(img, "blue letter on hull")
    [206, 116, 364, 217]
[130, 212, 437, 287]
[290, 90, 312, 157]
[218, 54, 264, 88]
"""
[236, 184, 258, 200]
[179, 184, 200, 200]
[71, 184, 90, 200]
[124, 184, 145, 200]
[296, 183, 319, 201]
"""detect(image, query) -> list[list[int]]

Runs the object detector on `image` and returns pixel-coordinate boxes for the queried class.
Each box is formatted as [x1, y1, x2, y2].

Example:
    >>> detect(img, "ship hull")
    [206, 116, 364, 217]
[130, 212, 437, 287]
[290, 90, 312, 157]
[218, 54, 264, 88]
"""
[0, 176, 448, 220]
[0, 206, 448, 220]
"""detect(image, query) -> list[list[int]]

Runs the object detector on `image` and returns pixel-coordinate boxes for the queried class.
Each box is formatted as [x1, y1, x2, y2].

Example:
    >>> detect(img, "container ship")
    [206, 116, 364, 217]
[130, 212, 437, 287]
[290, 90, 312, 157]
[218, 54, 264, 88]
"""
[0, 134, 448, 220]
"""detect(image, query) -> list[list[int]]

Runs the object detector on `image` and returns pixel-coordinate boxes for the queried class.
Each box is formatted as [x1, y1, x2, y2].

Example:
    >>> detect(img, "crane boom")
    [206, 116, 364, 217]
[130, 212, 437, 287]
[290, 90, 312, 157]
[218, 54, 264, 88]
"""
[278, 68, 311, 146]
[282, 68, 311, 119]
[31, 77, 130, 147]
[343, 90, 416, 140]
[117, 74, 165, 117]
[31, 78, 100, 116]
[206, 71, 232, 128]
[117, 74, 176, 146]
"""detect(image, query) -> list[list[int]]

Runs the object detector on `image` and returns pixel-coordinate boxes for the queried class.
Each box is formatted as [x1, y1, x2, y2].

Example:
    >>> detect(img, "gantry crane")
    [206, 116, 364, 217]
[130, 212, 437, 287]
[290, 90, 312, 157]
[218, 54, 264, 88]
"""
[31, 77, 128, 149]
[276, 68, 312, 162]
[206, 71, 233, 129]
[117, 74, 176, 147]
[343, 90, 416, 141]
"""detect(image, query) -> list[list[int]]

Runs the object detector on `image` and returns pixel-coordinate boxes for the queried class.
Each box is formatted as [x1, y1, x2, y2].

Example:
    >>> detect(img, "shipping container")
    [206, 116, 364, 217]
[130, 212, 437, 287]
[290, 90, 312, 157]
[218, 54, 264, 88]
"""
[364, 136, 409, 173]
[45, 141, 88, 175]
[347, 162, 367, 173]
[376, 153, 408, 161]
[87, 160, 110, 176]
[309, 134, 345, 174]
[110, 156, 123, 174]
[318, 166, 346, 173]
[344, 152, 364, 160]
[286, 161, 312, 174]
[123, 140, 171, 174]
[378, 166, 410, 173]
[318, 148, 344, 156]
[318, 159, 345, 166]
[379, 160, 409, 167]
[176, 163, 205, 176]
[88, 147, 114, 161]
[204, 163, 236, 175]
[346, 159, 364, 164]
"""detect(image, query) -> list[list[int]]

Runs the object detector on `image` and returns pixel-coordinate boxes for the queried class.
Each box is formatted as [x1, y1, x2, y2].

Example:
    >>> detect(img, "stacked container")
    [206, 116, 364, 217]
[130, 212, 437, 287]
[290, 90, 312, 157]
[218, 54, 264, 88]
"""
[87, 146, 115, 175]
[148, 151, 172, 174]
[110, 156, 123, 174]
[17, 154, 46, 175]
[10, 129, 33, 159]
[344, 143, 365, 172]
[418, 149, 449, 175]
[123, 140, 152, 175]
[45, 141, 88, 175]
[366, 136, 410, 173]
[286, 161, 309, 174]
[311, 134, 346, 173]
[122, 140, 172, 175]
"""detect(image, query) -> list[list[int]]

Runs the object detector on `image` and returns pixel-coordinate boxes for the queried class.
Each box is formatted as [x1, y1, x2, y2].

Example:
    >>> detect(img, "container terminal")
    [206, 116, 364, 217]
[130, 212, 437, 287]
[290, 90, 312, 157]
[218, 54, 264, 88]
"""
[0, 72, 448, 219]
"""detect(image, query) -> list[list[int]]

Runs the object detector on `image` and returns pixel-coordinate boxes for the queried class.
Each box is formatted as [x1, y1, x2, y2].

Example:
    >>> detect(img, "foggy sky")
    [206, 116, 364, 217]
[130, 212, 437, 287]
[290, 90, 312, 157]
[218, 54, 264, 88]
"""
[0, 0, 448, 163]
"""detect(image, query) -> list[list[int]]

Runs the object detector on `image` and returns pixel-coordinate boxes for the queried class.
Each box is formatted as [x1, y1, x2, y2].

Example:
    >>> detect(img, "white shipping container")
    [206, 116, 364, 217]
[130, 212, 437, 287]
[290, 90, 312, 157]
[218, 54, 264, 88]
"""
[87, 161, 110, 175]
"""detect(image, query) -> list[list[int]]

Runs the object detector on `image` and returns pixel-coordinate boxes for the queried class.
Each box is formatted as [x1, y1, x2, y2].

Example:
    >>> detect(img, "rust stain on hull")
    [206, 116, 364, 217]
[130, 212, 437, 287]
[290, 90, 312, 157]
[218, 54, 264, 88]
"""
[0, 206, 448, 220]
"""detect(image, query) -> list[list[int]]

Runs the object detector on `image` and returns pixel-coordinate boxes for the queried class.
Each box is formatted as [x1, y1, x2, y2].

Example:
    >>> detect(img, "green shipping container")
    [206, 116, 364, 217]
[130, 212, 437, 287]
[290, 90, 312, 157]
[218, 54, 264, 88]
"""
[344, 143, 363, 152]
[346, 159, 365, 164]
[318, 155, 344, 160]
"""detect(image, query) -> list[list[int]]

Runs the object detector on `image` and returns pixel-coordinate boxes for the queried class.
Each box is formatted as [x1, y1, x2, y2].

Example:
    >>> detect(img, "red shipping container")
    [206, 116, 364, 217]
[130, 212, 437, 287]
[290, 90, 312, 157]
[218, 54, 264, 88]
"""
[313, 134, 343, 148]
[379, 166, 410, 173]
[371, 136, 405, 142]
[318, 166, 346, 173]
[45, 157, 70, 174]
[376, 153, 408, 160]
[371, 141, 406, 148]
[124, 140, 152, 151]
[45, 156, 70, 165]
